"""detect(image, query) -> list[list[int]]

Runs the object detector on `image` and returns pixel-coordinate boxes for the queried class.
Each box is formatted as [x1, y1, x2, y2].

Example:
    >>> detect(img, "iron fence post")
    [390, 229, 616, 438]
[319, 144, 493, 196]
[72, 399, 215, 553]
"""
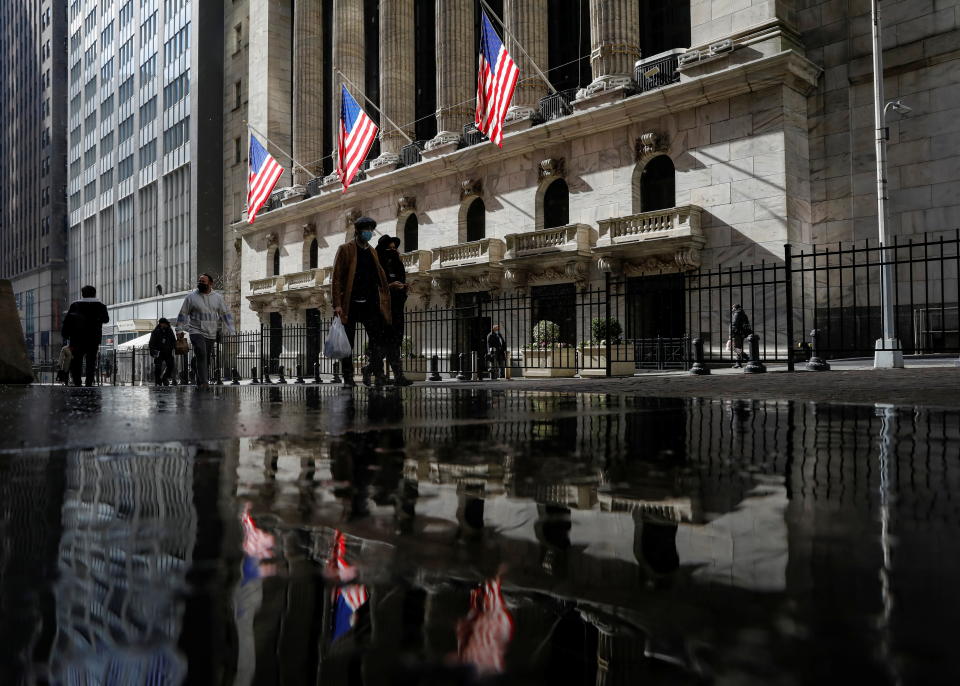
[784, 243, 795, 372]
[605, 271, 612, 377]
[429, 354, 442, 381]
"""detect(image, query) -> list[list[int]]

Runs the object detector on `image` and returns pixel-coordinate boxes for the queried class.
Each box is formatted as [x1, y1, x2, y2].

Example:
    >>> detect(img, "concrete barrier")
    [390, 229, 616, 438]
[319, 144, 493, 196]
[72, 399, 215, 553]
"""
[0, 280, 34, 384]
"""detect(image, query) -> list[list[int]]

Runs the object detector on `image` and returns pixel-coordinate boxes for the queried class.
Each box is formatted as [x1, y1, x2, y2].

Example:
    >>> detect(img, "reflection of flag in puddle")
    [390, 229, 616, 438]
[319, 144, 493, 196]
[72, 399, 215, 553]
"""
[329, 530, 369, 642]
[457, 577, 515, 675]
[241, 505, 276, 584]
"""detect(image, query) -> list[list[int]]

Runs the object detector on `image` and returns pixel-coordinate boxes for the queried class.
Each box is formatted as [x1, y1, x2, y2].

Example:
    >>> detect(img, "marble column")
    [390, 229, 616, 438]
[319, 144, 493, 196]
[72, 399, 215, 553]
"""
[582, 0, 640, 95]
[324, 0, 366, 184]
[504, 0, 548, 124]
[426, 0, 474, 151]
[370, 0, 415, 170]
[293, 0, 323, 185]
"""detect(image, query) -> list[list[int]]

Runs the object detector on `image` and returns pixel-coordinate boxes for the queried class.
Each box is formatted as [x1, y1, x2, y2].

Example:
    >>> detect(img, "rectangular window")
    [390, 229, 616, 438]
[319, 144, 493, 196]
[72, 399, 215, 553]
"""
[84, 145, 97, 169]
[234, 137, 241, 164]
[234, 80, 242, 109]
[70, 29, 82, 53]
[119, 38, 133, 65]
[100, 131, 114, 154]
[84, 181, 97, 202]
[100, 21, 114, 47]
[70, 61, 81, 84]
[101, 94, 114, 119]
[119, 76, 134, 103]
[84, 77, 97, 102]
[140, 54, 157, 83]
[84, 112, 97, 135]
[162, 117, 189, 154]
[84, 43, 98, 69]
[118, 115, 134, 142]
[118, 155, 134, 180]
[162, 72, 188, 109]
[100, 58, 114, 83]
[234, 23, 242, 53]
[120, 0, 133, 26]
[139, 96, 157, 125]
[100, 168, 113, 192]
[140, 12, 157, 47]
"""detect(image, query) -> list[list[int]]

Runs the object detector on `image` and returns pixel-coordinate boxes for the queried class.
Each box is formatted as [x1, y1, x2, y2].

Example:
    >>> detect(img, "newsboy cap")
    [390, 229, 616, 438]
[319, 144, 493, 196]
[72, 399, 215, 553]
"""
[354, 216, 377, 230]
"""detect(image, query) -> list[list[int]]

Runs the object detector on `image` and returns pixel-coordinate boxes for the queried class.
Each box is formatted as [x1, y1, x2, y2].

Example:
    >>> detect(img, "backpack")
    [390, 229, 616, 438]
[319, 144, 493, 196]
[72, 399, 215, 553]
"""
[61, 311, 87, 342]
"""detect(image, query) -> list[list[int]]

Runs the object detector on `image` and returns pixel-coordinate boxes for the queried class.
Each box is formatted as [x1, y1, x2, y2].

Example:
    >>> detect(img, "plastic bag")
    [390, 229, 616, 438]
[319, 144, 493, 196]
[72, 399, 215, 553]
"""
[324, 316, 352, 359]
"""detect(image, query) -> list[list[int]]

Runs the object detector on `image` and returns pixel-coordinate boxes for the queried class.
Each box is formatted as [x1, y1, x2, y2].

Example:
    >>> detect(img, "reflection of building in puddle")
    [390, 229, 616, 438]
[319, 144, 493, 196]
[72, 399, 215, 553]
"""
[48, 444, 196, 684]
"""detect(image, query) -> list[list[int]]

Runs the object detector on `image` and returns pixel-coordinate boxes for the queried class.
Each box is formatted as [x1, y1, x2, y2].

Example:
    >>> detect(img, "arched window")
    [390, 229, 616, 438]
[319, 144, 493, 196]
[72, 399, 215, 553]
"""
[639, 155, 676, 212]
[308, 238, 318, 269]
[403, 214, 418, 252]
[272, 248, 280, 276]
[466, 197, 485, 242]
[542, 178, 569, 229]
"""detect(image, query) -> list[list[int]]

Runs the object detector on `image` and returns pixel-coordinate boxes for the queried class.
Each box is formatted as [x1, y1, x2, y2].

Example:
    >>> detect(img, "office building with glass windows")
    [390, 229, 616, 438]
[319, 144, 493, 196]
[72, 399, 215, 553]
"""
[1, 0, 70, 362]
[65, 0, 222, 343]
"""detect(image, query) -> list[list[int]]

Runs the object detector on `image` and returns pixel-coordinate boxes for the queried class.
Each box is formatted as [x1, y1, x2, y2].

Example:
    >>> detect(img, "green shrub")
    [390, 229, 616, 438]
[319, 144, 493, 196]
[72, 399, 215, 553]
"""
[531, 320, 562, 348]
[590, 317, 623, 344]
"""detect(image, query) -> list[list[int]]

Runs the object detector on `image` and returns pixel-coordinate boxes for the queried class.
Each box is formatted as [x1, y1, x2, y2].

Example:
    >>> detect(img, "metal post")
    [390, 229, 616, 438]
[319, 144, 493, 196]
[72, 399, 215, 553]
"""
[313, 362, 323, 383]
[689, 337, 711, 375]
[604, 272, 612, 378]
[807, 329, 831, 371]
[470, 351, 481, 381]
[429, 354, 442, 381]
[278, 365, 288, 383]
[231, 368, 241, 385]
[295, 363, 306, 384]
[784, 243, 795, 372]
[744, 334, 767, 373]
[251, 366, 260, 384]
[871, 0, 903, 368]
[456, 353, 469, 381]
[131, 347, 136, 386]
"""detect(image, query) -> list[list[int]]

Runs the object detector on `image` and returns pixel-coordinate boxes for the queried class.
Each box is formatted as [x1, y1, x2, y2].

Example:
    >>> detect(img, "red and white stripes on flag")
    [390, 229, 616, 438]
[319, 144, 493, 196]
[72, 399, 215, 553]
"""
[475, 10, 519, 147]
[247, 134, 284, 224]
[456, 577, 515, 675]
[336, 85, 379, 193]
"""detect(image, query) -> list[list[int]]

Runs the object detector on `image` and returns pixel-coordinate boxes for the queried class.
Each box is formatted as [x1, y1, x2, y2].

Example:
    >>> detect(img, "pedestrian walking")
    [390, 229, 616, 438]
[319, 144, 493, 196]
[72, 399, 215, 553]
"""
[61, 285, 110, 386]
[486, 323, 507, 380]
[56, 343, 72, 385]
[728, 304, 752, 368]
[370, 234, 412, 386]
[330, 216, 392, 387]
[176, 273, 234, 388]
[149, 317, 177, 385]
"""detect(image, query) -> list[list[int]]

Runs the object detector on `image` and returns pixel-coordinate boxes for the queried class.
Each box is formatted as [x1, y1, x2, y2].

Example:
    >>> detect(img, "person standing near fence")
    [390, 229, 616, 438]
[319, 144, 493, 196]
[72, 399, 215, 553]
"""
[371, 235, 412, 386]
[729, 304, 752, 368]
[149, 318, 177, 386]
[487, 323, 507, 380]
[331, 217, 392, 387]
[61, 285, 109, 387]
[176, 274, 234, 388]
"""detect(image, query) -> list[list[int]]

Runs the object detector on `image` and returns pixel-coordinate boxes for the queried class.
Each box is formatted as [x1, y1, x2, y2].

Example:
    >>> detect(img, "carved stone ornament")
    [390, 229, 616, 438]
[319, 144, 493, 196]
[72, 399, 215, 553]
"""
[265, 232, 279, 247]
[457, 270, 502, 294]
[397, 196, 416, 216]
[624, 254, 678, 276]
[459, 178, 482, 201]
[233, 237, 242, 254]
[635, 132, 667, 161]
[538, 157, 566, 181]
[345, 208, 362, 227]
[596, 256, 622, 274]
[430, 277, 453, 307]
[302, 223, 316, 239]
[504, 268, 528, 288]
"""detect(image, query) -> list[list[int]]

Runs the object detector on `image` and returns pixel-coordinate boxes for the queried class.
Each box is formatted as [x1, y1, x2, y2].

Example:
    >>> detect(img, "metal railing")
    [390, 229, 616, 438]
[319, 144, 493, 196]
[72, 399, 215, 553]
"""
[635, 51, 682, 93]
[538, 89, 577, 122]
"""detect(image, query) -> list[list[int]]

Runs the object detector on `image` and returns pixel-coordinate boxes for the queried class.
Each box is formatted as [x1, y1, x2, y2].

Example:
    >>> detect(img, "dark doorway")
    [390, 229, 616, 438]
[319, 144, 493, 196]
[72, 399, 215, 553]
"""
[466, 198, 485, 242]
[547, 0, 591, 91]
[626, 273, 684, 338]
[272, 249, 280, 276]
[531, 283, 576, 345]
[413, 0, 437, 142]
[640, 155, 675, 212]
[305, 307, 321, 374]
[308, 238, 318, 269]
[455, 292, 491, 374]
[542, 178, 569, 229]
[640, 0, 691, 57]
[268, 311, 282, 374]
[403, 214, 418, 252]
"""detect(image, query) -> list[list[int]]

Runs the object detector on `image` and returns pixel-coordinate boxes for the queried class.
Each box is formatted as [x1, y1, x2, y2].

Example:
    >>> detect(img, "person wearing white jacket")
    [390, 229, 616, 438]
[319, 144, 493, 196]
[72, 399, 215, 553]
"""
[176, 273, 235, 388]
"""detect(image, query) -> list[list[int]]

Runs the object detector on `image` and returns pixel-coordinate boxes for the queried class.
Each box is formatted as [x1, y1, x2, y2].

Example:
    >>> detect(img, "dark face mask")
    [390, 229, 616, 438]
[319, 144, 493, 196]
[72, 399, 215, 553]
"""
[197, 282, 209, 293]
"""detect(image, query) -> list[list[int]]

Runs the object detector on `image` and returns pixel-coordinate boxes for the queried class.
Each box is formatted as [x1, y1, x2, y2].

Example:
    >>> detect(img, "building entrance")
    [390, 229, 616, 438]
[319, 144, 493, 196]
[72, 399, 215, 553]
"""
[626, 273, 686, 369]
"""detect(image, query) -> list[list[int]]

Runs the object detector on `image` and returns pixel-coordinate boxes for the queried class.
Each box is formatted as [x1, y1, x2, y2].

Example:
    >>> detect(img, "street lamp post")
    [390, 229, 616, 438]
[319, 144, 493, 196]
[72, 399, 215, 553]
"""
[871, 0, 904, 368]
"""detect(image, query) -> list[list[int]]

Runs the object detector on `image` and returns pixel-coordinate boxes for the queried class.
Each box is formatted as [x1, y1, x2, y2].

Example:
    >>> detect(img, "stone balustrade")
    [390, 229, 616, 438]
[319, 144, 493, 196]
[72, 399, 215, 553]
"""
[431, 238, 505, 270]
[282, 267, 330, 290]
[597, 205, 702, 245]
[504, 223, 596, 259]
[400, 249, 432, 274]
[250, 276, 284, 294]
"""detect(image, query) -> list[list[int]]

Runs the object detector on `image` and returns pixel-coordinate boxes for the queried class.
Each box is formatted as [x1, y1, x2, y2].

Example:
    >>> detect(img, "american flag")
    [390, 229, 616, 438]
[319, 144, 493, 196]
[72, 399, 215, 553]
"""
[456, 577, 515, 675]
[247, 135, 284, 224]
[336, 85, 378, 193]
[475, 10, 519, 148]
[329, 530, 369, 641]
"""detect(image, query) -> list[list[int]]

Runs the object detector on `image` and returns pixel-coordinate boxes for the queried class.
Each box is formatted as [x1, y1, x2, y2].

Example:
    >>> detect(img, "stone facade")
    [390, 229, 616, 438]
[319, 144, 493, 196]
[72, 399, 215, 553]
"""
[228, 1, 959, 346]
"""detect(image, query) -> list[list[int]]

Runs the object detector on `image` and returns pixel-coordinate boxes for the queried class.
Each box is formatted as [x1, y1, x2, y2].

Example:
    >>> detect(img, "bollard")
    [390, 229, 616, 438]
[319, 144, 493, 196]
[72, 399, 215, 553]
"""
[806, 329, 831, 371]
[456, 353, 469, 381]
[250, 366, 260, 384]
[214, 366, 223, 385]
[428, 354, 443, 382]
[278, 365, 288, 383]
[689, 337, 711, 375]
[231, 368, 241, 385]
[744, 334, 767, 373]
[313, 362, 323, 384]
[471, 351, 482, 381]
[295, 364, 306, 384]
[332, 361, 342, 384]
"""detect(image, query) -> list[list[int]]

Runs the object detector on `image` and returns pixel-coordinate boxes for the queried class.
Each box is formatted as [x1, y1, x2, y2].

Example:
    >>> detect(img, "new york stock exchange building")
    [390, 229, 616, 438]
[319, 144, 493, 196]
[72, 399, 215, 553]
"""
[225, 0, 959, 376]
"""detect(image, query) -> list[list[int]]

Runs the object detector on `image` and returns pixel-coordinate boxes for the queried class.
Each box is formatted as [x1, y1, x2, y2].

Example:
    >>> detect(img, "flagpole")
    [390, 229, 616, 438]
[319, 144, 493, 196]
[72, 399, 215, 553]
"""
[478, 0, 557, 96]
[246, 122, 317, 179]
[335, 69, 415, 145]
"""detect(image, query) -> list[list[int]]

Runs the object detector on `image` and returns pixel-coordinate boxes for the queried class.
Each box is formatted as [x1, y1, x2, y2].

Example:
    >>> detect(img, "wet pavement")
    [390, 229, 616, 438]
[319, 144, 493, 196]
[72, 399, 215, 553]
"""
[2, 385, 960, 685]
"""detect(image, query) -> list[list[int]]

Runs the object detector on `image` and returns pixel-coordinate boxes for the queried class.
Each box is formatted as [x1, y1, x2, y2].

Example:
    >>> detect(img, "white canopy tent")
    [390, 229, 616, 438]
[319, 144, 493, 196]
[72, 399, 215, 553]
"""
[116, 332, 154, 350]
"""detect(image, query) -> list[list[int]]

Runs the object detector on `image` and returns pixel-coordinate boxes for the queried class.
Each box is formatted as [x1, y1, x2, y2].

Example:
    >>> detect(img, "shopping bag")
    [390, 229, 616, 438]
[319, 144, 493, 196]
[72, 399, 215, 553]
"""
[175, 332, 190, 355]
[324, 317, 352, 359]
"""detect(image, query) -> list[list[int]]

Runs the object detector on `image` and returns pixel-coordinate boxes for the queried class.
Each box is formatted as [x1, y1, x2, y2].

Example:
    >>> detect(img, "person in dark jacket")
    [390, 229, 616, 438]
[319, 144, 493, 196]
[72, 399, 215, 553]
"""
[486, 323, 507, 380]
[729, 304, 751, 368]
[373, 235, 412, 386]
[62, 285, 110, 386]
[149, 318, 177, 385]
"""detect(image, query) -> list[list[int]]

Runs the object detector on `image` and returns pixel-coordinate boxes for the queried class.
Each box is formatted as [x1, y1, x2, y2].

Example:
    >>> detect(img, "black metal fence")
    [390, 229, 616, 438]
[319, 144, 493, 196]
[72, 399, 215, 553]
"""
[96, 230, 959, 384]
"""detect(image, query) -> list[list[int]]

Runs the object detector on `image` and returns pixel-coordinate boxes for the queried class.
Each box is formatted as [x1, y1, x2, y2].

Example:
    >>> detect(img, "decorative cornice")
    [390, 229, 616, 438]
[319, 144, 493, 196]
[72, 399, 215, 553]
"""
[232, 51, 822, 236]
